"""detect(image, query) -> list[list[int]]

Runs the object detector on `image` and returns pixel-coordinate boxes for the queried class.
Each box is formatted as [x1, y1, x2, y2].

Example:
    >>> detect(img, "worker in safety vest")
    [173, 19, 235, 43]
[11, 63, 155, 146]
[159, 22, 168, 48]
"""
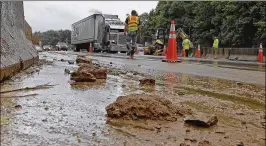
[124, 10, 141, 58]
[212, 37, 219, 59]
[182, 37, 191, 57]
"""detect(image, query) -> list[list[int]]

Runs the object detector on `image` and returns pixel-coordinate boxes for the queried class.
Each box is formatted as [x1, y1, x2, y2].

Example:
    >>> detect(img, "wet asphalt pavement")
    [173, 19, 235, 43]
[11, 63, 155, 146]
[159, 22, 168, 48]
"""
[1, 51, 265, 146]
[67, 51, 265, 86]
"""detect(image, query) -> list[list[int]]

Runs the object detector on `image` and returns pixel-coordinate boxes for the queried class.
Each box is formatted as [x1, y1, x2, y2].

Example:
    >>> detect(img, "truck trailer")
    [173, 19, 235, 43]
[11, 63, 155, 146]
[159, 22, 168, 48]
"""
[71, 14, 127, 53]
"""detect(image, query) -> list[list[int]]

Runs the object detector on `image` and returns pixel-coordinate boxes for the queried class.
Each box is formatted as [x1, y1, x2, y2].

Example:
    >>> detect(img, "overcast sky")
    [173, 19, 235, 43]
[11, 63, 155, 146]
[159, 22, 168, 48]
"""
[24, 1, 158, 32]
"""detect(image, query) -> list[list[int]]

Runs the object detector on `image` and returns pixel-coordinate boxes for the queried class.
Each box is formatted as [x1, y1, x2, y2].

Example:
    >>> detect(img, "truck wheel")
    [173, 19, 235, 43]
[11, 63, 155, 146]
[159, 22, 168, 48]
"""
[110, 51, 118, 54]
[76, 48, 80, 52]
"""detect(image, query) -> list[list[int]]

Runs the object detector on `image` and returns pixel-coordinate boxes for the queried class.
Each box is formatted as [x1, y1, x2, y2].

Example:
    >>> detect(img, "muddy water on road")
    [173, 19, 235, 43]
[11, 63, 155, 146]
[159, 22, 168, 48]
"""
[0, 56, 128, 145]
[1, 52, 265, 146]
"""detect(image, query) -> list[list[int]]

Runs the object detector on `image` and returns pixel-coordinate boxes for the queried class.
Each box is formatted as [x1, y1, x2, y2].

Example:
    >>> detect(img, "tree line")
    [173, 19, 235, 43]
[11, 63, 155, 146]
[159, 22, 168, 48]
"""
[139, 1, 266, 48]
[33, 29, 71, 46]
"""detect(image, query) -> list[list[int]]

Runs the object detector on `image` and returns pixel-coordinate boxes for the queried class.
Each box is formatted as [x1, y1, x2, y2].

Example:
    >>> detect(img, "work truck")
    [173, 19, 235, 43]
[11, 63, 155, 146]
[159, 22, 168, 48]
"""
[71, 14, 127, 53]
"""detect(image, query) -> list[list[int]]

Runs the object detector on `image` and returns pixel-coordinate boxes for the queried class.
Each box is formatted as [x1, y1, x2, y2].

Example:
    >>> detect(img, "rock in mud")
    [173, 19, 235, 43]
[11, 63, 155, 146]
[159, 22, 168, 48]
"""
[65, 68, 71, 74]
[106, 94, 190, 121]
[236, 142, 244, 146]
[76, 55, 92, 64]
[133, 71, 138, 75]
[198, 140, 212, 146]
[14, 105, 22, 109]
[236, 82, 243, 86]
[139, 78, 155, 86]
[184, 113, 218, 128]
[68, 60, 75, 64]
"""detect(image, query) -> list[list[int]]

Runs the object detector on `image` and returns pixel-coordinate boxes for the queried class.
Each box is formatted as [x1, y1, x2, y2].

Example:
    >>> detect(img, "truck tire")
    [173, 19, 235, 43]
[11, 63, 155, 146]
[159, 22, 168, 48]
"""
[75, 45, 80, 52]
[110, 51, 118, 54]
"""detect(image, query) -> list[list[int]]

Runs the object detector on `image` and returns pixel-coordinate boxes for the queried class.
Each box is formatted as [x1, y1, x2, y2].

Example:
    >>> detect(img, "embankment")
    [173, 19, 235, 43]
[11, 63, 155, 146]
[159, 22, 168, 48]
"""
[0, 1, 38, 82]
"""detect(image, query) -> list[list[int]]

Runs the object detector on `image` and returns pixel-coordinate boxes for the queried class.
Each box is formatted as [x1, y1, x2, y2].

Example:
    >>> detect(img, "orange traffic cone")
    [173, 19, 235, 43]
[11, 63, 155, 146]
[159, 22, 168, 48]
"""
[89, 43, 93, 53]
[257, 43, 264, 62]
[162, 20, 180, 63]
[196, 44, 201, 58]
[182, 49, 186, 57]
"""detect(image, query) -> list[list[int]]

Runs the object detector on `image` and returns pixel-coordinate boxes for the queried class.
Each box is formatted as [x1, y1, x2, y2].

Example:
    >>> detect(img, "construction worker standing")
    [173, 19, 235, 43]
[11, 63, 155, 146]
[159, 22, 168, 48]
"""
[212, 37, 219, 59]
[124, 10, 141, 58]
[182, 37, 191, 57]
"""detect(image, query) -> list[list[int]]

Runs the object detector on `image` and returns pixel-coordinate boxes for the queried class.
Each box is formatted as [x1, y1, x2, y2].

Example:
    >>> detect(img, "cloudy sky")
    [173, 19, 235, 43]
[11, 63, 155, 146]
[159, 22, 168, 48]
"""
[24, 1, 158, 32]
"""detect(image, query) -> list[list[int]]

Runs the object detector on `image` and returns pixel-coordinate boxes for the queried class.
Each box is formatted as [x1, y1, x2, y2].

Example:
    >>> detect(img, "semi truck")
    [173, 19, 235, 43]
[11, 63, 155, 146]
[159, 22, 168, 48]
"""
[71, 14, 127, 53]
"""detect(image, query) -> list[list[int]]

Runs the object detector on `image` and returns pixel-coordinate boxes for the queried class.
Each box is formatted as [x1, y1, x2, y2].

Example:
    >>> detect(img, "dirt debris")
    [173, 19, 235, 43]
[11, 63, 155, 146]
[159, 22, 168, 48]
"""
[64, 68, 71, 74]
[0, 83, 55, 94]
[180, 143, 190, 146]
[139, 78, 155, 87]
[14, 105, 22, 109]
[68, 60, 75, 64]
[76, 55, 92, 64]
[106, 94, 191, 121]
[236, 142, 244, 146]
[71, 62, 107, 82]
[71, 71, 96, 82]
[184, 113, 218, 128]
[0, 93, 38, 99]
[198, 140, 212, 146]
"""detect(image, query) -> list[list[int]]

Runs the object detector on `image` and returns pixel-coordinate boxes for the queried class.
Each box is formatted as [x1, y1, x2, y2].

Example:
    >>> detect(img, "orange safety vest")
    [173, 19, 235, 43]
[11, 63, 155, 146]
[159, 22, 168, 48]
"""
[127, 16, 139, 32]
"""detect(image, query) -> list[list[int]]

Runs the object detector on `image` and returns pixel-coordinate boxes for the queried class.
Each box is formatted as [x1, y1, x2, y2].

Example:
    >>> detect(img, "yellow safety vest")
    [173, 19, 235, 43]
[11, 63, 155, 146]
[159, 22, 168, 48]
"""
[127, 16, 139, 32]
[182, 39, 191, 50]
[213, 39, 219, 49]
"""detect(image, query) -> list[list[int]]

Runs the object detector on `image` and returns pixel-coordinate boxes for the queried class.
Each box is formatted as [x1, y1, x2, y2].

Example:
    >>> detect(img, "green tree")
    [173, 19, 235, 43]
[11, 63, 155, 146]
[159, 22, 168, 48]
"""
[140, 1, 266, 47]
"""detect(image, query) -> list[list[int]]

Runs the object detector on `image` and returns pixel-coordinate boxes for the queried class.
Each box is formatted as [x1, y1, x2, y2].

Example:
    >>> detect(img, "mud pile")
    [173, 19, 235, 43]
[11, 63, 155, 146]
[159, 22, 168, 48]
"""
[76, 55, 92, 64]
[106, 94, 190, 121]
[70, 56, 107, 82]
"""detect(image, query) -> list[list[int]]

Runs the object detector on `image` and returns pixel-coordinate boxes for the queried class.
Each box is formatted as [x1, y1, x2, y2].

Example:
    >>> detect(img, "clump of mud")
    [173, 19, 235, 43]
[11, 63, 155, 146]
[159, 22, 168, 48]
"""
[139, 78, 155, 86]
[71, 56, 108, 82]
[106, 94, 191, 121]
[76, 55, 92, 64]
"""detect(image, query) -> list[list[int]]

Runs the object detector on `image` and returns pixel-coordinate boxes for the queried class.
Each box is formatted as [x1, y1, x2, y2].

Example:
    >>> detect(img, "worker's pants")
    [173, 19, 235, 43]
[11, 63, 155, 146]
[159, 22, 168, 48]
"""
[126, 31, 137, 51]
[185, 49, 190, 57]
[212, 48, 218, 58]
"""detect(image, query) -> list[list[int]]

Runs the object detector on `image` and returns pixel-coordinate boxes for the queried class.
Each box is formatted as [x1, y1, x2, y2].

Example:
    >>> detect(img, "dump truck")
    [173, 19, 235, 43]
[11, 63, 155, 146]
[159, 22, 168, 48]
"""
[71, 14, 127, 53]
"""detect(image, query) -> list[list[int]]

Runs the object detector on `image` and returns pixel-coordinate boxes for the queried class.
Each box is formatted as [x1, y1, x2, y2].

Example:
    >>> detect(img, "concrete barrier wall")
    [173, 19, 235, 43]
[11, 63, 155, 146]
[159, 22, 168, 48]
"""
[191, 46, 265, 62]
[24, 20, 32, 41]
[0, 1, 38, 81]
[227, 47, 265, 61]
